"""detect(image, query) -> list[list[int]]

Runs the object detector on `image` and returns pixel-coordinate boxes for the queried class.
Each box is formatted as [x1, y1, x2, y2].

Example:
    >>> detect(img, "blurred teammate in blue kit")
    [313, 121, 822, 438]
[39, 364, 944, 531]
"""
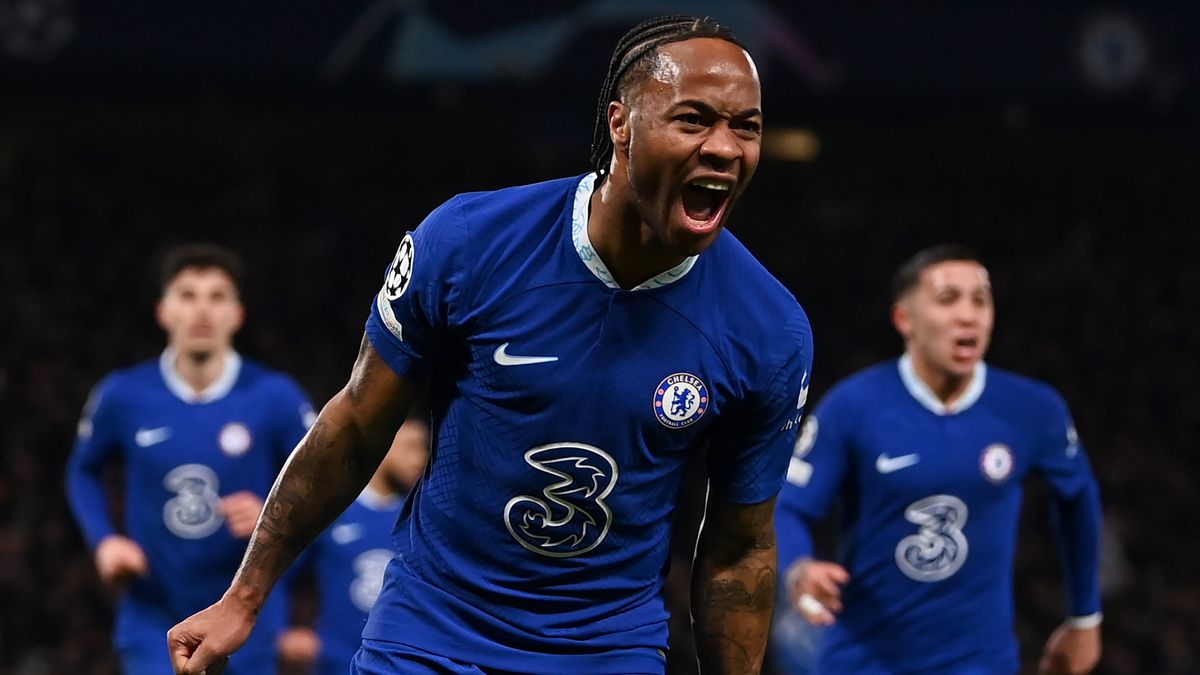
[66, 243, 315, 674]
[775, 245, 1102, 675]
[168, 14, 813, 675]
[278, 418, 429, 675]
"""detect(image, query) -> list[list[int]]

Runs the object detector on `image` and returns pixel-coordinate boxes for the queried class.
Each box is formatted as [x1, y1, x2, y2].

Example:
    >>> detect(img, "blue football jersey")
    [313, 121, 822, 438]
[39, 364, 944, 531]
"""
[776, 355, 1101, 674]
[303, 488, 404, 675]
[66, 350, 314, 673]
[361, 173, 813, 673]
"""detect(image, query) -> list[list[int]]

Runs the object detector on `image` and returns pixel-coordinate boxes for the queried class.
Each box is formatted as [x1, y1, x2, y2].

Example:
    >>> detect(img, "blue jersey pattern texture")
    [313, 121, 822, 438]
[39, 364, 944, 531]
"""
[362, 173, 813, 673]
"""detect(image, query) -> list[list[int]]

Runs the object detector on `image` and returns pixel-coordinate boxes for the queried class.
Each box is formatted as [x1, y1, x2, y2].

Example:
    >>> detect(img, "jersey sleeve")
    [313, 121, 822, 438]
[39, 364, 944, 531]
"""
[366, 197, 473, 379]
[272, 375, 317, 469]
[65, 377, 124, 550]
[1032, 387, 1103, 618]
[774, 383, 857, 568]
[707, 310, 813, 504]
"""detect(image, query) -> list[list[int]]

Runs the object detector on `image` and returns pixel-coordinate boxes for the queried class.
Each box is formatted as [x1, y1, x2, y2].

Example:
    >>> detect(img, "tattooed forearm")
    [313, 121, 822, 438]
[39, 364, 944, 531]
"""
[692, 496, 779, 675]
[703, 566, 776, 612]
[226, 336, 412, 610]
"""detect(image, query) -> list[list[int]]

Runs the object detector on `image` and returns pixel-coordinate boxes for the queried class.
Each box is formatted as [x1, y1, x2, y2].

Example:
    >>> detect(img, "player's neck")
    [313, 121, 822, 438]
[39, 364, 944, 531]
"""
[910, 355, 974, 406]
[171, 348, 231, 394]
[589, 180, 686, 289]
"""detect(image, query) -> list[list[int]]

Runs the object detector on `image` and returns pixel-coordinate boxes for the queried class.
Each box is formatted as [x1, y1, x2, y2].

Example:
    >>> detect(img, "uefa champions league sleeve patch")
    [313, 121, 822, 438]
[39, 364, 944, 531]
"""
[653, 373, 709, 429]
[383, 233, 415, 301]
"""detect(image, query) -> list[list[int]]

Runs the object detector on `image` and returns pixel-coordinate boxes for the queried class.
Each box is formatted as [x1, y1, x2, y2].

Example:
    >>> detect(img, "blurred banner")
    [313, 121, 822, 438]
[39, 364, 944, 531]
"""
[1, 0, 1195, 103]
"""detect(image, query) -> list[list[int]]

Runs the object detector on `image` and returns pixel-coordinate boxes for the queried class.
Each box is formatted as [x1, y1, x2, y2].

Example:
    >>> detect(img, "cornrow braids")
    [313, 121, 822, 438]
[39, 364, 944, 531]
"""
[588, 15, 745, 182]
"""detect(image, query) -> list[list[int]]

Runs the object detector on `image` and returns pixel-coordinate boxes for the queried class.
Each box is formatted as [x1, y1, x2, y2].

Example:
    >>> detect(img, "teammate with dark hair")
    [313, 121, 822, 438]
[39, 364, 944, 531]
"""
[66, 242, 314, 675]
[169, 15, 812, 675]
[776, 245, 1102, 674]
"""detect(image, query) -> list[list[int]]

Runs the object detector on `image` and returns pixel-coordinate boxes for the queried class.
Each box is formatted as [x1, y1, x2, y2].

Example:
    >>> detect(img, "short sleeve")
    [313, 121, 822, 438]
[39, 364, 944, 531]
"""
[366, 197, 472, 378]
[707, 311, 814, 504]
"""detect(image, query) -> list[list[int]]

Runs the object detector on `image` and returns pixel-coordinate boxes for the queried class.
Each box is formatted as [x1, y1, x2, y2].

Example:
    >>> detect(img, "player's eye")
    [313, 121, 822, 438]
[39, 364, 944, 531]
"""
[676, 113, 704, 127]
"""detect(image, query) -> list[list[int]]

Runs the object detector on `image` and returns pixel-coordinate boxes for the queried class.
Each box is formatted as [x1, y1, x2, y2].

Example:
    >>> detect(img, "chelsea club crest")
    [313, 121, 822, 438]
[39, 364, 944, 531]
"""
[653, 373, 708, 429]
[980, 443, 1015, 483]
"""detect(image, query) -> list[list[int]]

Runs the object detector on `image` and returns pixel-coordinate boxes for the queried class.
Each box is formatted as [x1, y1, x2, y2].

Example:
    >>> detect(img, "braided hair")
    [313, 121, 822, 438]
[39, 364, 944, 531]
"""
[588, 15, 745, 182]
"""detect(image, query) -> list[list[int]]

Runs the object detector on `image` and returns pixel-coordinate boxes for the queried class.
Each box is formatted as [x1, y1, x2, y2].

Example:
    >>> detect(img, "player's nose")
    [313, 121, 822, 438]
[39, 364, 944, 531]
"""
[700, 124, 742, 166]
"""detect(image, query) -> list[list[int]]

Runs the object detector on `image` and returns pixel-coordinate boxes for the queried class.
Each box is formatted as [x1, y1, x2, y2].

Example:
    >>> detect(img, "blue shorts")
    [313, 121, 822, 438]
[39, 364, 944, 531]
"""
[352, 638, 665, 675]
[352, 638, 486, 674]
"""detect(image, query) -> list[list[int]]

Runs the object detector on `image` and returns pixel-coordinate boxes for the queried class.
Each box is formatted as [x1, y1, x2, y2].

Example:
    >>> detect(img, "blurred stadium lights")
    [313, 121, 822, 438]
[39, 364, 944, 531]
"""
[1078, 12, 1148, 92]
[764, 127, 820, 162]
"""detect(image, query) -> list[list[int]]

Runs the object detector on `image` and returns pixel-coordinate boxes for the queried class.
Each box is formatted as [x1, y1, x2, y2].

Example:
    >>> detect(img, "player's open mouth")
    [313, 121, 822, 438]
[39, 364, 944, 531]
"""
[952, 336, 979, 359]
[680, 177, 733, 233]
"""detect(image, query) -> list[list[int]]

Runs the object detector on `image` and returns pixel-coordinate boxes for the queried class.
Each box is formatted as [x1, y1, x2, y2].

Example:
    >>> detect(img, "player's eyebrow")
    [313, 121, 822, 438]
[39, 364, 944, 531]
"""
[674, 99, 762, 119]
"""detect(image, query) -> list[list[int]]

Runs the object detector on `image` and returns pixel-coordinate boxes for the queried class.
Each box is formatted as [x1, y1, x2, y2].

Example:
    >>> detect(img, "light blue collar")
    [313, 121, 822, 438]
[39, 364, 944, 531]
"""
[898, 353, 986, 415]
[159, 347, 241, 404]
[571, 173, 697, 291]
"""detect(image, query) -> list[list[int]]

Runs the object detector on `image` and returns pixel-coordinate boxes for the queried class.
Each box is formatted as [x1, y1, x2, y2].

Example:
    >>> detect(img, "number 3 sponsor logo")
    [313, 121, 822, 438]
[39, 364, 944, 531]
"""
[162, 464, 224, 539]
[894, 494, 969, 582]
[504, 443, 618, 558]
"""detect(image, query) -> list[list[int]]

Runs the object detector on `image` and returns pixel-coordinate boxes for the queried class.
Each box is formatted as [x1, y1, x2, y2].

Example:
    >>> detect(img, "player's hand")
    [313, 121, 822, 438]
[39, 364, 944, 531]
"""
[277, 626, 321, 666]
[168, 595, 256, 675]
[1038, 622, 1101, 675]
[94, 534, 149, 592]
[785, 558, 850, 626]
[219, 491, 264, 539]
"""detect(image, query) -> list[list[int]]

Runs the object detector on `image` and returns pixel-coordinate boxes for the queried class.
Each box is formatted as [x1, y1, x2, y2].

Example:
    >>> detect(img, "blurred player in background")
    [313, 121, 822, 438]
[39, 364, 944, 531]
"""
[278, 418, 429, 674]
[168, 14, 812, 675]
[775, 244, 1102, 674]
[66, 243, 315, 675]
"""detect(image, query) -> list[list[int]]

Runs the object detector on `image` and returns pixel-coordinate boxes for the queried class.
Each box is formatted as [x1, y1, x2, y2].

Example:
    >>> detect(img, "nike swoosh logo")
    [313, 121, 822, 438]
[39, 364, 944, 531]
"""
[135, 426, 172, 447]
[876, 453, 920, 474]
[493, 343, 558, 366]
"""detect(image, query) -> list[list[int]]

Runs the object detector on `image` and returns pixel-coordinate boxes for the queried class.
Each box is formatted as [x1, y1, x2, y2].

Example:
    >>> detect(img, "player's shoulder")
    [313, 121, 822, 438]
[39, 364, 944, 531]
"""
[707, 230, 801, 310]
[235, 357, 309, 400]
[701, 230, 811, 342]
[820, 360, 900, 410]
[92, 357, 165, 401]
[448, 174, 581, 235]
[984, 364, 1068, 411]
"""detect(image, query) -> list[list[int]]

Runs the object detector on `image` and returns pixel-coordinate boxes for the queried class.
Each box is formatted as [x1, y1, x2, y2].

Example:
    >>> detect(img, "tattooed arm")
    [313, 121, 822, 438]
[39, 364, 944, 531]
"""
[692, 493, 779, 675]
[168, 337, 413, 675]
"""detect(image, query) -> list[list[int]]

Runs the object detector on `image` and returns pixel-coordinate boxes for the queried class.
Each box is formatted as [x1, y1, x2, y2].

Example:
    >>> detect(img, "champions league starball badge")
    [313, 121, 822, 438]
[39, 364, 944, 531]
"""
[653, 373, 708, 429]
[384, 233, 415, 300]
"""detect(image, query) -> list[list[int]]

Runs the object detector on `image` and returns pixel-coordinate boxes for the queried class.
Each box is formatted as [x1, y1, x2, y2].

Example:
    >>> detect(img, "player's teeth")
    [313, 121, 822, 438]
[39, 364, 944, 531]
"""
[690, 179, 731, 191]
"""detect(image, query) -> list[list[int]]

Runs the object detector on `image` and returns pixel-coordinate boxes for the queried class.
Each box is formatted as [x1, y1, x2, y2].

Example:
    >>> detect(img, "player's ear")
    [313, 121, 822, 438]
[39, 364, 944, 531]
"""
[608, 101, 631, 155]
[155, 299, 170, 331]
[891, 300, 912, 339]
[231, 302, 246, 334]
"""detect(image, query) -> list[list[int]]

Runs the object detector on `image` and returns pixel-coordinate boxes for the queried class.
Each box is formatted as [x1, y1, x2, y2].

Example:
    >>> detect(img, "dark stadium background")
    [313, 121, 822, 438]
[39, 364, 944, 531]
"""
[2, 2, 1195, 673]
